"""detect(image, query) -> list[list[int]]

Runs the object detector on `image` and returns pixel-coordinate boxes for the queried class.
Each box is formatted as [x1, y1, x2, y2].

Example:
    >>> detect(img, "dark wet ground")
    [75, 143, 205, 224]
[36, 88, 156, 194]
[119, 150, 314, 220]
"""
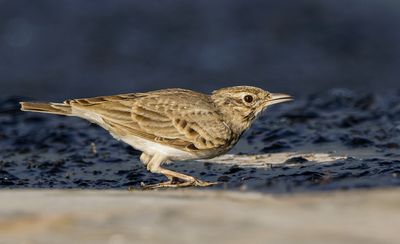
[1, 89, 400, 193]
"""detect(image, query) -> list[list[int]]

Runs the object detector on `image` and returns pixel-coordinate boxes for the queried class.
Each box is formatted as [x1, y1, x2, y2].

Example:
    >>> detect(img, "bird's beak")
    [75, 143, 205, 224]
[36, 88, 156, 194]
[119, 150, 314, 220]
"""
[264, 93, 293, 106]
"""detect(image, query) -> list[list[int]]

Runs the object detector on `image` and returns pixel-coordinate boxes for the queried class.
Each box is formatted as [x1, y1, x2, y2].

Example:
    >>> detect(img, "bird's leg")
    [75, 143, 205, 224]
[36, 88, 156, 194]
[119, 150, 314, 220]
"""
[140, 153, 180, 183]
[141, 154, 218, 189]
[139, 153, 151, 166]
[138, 153, 177, 186]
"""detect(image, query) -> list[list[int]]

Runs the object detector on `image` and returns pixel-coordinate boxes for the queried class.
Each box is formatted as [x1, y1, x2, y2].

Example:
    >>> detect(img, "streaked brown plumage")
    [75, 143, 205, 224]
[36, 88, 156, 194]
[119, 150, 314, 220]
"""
[20, 86, 292, 188]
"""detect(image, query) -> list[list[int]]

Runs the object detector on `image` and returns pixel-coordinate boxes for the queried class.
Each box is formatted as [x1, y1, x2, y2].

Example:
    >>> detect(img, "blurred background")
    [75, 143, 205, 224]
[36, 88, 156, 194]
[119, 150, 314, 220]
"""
[1, 0, 399, 100]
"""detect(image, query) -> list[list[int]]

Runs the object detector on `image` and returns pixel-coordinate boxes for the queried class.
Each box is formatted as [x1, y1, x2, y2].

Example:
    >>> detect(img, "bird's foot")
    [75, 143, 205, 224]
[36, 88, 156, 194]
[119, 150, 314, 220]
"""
[192, 178, 219, 187]
[139, 178, 219, 190]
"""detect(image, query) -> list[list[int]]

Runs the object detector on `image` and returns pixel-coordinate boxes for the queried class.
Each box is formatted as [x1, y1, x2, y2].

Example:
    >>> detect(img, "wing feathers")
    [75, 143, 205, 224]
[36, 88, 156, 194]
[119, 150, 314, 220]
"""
[132, 106, 171, 122]
[67, 90, 232, 152]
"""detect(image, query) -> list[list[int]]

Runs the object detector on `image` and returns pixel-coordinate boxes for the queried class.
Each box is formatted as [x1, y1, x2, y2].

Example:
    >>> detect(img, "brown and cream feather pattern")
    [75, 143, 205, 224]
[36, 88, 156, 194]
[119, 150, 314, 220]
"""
[20, 86, 292, 160]
[65, 89, 233, 152]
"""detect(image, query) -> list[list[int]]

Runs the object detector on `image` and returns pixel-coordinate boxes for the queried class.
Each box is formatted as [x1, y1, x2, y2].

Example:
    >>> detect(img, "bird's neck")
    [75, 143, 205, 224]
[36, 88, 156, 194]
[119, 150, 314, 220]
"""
[211, 99, 253, 136]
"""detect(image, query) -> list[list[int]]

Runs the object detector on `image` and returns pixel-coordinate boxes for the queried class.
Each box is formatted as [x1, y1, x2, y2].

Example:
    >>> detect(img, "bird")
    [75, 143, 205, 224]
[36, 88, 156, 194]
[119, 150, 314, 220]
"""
[20, 86, 292, 189]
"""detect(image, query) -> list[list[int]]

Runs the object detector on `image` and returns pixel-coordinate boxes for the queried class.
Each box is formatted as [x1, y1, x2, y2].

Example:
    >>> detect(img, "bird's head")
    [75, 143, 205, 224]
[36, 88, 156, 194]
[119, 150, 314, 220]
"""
[211, 86, 292, 134]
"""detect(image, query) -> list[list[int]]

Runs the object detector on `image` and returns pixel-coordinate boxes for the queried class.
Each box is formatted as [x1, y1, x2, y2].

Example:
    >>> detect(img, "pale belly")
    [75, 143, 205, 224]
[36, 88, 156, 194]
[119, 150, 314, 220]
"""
[120, 135, 198, 161]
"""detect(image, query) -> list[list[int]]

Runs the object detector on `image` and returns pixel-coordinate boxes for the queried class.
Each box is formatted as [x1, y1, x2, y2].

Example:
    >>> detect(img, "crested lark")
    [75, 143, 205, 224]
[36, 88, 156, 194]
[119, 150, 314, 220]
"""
[20, 86, 292, 188]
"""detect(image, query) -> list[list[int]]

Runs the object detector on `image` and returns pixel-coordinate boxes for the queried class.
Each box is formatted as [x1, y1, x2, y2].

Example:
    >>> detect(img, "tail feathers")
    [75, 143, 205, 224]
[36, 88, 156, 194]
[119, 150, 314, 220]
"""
[20, 102, 72, 115]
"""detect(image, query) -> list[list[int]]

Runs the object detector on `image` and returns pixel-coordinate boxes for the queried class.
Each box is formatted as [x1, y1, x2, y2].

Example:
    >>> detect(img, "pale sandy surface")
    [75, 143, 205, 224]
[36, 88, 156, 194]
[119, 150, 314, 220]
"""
[1, 188, 400, 244]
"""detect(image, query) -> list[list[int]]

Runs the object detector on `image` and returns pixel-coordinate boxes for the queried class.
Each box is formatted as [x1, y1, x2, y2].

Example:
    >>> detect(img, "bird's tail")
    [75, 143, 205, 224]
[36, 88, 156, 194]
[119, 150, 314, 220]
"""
[20, 102, 72, 115]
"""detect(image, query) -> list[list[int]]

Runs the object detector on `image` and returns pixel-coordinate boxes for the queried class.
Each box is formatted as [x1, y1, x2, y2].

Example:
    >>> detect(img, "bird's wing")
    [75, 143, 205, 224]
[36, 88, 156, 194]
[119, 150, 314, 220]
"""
[68, 90, 232, 151]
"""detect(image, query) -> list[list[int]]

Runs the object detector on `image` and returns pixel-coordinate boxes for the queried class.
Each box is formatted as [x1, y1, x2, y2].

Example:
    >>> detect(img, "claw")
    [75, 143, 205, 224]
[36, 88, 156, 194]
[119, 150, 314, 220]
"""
[192, 179, 219, 187]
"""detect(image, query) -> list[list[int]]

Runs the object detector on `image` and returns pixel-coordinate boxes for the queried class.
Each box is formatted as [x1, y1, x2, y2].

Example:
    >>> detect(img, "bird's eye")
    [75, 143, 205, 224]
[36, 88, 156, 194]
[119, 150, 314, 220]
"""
[243, 95, 254, 103]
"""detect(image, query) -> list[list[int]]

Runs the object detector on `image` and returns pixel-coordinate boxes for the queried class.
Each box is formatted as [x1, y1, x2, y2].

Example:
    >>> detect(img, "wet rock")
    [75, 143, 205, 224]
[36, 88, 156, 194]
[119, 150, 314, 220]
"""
[217, 176, 231, 182]
[284, 157, 308, 164]
[73, 180, 89, 187]
[345, 163, 369, 170]
[345, 137, 374, 147]
[377, 142, 400, 149]
[125, 146, 141, 155]
[0, 170, 19, 186]
[23, 116, 46, 123]
[47, 132, 71, 144]
[283, 110, 319, 123]
[102, 157, 123, 163]
[0, 97, 25, 114]
[116, 170, 130, 176]
[125, 171, 145, 180]
[262, 129, 297, 142]
[312, 135, 333, 144]
[355, 171, 370, 177]
[354, 94, 375, 110]
[339, 115, 367, 128]
[391, 170, 400, 178]
[334, 172, 354, 179]
[260, 141, 291, 153]
[246, 130, 263, 143]
[68, 155, 91, 165]
[223, 165, 244, 175]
